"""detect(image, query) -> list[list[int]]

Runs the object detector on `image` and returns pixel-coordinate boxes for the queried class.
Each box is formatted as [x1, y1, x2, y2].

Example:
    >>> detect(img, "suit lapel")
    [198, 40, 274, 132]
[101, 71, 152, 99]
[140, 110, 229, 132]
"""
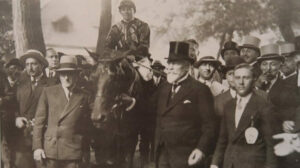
[226, 99, 236, 138]
[162, 77, 193, 115]
[58, 87, 83, 122]
[22, 80, 34, 113]
[232, 94, 258, 142]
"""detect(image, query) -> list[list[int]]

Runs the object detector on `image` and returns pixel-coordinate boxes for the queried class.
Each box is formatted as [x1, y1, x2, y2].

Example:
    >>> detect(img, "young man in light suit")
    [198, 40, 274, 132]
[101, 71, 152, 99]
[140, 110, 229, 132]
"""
[211, 63, 278, 168]
[33, 55, 92, 168]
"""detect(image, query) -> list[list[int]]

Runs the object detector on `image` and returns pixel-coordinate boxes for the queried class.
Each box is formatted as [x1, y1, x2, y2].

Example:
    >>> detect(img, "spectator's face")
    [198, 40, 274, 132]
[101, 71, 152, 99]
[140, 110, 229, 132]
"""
[226, 69, 235, 89]
[260, 59, 282, 80]
[59, 71, 78, 88]
[198, 62, 215, 80]
[166, 61, 189, 83]
[120, 6, 135, 21]
[6, 65, 22, 79]
[25, 58, 43, 77]
[46, 50, 59, 69]
[234, 67, 254, 96]
[224, 50, 239, 62]
[281, 56, 296, 76]
[240, 48, 259, 63]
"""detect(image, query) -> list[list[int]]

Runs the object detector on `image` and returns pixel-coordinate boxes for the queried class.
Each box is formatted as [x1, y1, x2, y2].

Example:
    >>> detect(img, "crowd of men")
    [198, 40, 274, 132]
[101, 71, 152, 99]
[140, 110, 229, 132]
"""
[1, 0, 300, 168]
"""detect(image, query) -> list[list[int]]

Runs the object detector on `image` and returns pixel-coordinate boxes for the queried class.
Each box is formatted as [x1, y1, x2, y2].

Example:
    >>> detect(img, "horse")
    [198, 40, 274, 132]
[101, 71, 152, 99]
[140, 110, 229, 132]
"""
[90, 50, 154, 168]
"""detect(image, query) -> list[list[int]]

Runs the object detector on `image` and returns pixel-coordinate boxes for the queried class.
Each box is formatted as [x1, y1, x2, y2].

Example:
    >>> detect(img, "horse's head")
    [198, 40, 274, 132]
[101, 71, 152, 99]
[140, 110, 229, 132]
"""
[91, 50, 153, 128]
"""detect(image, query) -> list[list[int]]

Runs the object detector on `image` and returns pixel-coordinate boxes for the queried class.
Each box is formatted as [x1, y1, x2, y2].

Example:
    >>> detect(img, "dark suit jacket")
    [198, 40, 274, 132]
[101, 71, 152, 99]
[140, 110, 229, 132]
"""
[214, 90, 233, 117]
[33, 84, 92, 160]
[212, 93, 278, 168]
[155, 76, 216, 167]
[15, 74, 50, 149]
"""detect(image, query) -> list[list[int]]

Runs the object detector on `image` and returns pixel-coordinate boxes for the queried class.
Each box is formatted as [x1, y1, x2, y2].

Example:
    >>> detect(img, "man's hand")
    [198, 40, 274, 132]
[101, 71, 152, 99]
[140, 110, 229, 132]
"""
[283, 121, 295, 133]
[273, 133, 299, 156]
[210, 165, 219, 168]
[16, 117, 28, 128]
[34, 149, 46, 161]
[188, 148, 204, 166]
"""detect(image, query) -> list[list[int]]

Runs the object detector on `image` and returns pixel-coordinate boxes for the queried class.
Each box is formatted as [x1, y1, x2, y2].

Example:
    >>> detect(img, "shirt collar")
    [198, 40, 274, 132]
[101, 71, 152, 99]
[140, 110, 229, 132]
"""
[236, 92, 253, 103]
[173, 72, 189, 85]
[297, 69, 300, 87]
[31, 72, 43, 82]
[7, 76, 18, 87]
[283, 71, 297, 80]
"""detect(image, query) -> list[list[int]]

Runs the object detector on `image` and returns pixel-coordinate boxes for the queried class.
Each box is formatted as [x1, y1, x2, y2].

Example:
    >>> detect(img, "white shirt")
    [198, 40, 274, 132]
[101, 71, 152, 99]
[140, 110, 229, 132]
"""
[199, 78, 228, 96]
[45, 67, 56, 78]
[62, 85, 73, 101]
[172, 73, 189, 94]
[235, 93, 253, 128]
[153, 76, 161, 86]
[229, 88, 237, 98]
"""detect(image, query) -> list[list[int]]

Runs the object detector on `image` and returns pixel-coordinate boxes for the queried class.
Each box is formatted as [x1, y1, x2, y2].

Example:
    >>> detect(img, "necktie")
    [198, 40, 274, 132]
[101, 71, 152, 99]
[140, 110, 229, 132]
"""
[170, 84, 179, 100]
[31, 79, 38, 91]
[235, 98, 243, 128]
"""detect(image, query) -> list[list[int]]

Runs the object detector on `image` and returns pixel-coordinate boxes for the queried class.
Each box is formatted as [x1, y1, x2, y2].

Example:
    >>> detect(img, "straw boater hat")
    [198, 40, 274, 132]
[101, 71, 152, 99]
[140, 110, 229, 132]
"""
[20, 49, 48, 67]
[194, 56, 221, 68]
[56, 55, 81, 72]
[166, 41, 195, 63]
[239, 36, 261, 55]
[257, 44, 284, 63]
[280, 43, 295, 57]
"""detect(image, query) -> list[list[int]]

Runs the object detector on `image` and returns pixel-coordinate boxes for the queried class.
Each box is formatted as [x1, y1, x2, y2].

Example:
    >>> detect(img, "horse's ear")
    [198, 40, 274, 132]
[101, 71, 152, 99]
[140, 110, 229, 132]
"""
[84, 48, 99, 62]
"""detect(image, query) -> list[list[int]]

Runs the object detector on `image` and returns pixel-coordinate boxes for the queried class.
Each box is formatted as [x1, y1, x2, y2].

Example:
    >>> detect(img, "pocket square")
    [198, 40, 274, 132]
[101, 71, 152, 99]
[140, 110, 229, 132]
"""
[183, 100, 192, 104]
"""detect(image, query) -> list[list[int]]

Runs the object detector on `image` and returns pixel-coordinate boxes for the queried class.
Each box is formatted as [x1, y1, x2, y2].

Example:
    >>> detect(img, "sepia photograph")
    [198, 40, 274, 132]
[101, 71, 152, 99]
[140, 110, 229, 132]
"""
[1, 0, 300, 168]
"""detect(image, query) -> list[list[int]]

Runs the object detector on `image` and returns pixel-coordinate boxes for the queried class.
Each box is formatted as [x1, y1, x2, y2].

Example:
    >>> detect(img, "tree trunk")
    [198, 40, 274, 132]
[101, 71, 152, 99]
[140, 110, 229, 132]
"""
[272, 0, 295, 42]
[96, 0, 112, 56]
[12, 0, 45, 58]
[217, 29, 233, 60]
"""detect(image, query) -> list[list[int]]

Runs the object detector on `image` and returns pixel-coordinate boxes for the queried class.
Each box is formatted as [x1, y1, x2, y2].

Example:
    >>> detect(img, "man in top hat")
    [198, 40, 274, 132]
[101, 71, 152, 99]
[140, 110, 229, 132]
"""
[151, 60, 166, 87]
[221, 41, 240, 63]
[14, 49, 49, 168]
[211, 63, 278, 168]
[105, 0, 150, 52]
[240, 36, 261, 64]
[33, 55, 92, 168]
[155, 41, 217, 168]
[280, 43, 297, 79]
[194, 56, 228, 96]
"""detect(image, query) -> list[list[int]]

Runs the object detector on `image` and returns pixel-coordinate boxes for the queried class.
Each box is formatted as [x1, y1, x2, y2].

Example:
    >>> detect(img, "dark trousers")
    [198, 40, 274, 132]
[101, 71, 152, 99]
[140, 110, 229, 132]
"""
[44, 159, 81, 168]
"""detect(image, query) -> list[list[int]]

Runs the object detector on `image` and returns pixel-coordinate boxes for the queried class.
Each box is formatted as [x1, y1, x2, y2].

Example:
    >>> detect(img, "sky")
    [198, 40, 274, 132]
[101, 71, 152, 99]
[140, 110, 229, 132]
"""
[40, 0, 300, 64]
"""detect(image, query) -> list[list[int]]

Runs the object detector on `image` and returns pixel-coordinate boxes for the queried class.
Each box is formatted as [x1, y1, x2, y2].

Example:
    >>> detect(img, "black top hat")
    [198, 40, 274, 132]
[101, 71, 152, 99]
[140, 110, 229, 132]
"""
[194, 56, 221, 68]
[167, 41, 194, 63]
[151, 60, 165, 70]
[5, 58, 24, 69]
[221, 41, 240, 59]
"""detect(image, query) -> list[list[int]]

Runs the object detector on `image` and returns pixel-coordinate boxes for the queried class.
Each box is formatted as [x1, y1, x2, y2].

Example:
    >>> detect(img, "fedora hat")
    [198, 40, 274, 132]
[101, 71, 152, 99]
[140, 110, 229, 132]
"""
[221, 41, 240, 59]
[167, 41, 195, 63]
[56, 55, 80, 72]
[20, 50, 48, 67]
[194, 56, 221, 68]
[240, 36, 261, 54]
[280, 43, 295, 57]
[257, 44, 284, 63]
